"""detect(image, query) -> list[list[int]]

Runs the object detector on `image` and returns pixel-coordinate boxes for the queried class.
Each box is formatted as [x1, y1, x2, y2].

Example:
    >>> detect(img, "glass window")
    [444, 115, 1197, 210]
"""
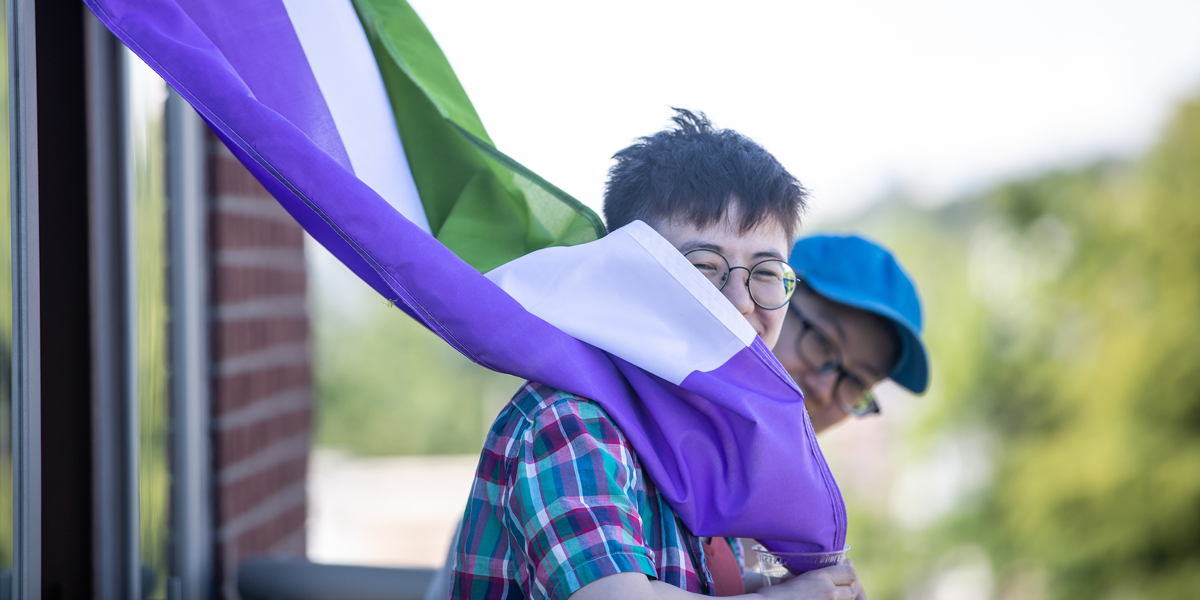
[127, 49, 171, 600]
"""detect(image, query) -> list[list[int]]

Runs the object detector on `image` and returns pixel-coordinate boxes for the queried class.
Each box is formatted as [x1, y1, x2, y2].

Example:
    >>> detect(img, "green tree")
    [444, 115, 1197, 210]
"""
[847, 95, 1200, 599]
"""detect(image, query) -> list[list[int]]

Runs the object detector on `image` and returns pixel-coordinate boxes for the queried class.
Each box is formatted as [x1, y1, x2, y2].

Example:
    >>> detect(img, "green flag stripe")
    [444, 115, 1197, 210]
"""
[352, 0, 606, 272]
[450, 122, 606, 239]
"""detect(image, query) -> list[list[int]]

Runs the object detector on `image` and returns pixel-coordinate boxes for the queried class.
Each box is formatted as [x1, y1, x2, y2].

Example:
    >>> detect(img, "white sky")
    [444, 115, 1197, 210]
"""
[408, 0, 1200, 225]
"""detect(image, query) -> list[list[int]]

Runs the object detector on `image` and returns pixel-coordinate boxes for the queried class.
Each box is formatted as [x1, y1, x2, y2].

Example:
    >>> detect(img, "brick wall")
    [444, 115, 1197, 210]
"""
[208, 134, 312, 600]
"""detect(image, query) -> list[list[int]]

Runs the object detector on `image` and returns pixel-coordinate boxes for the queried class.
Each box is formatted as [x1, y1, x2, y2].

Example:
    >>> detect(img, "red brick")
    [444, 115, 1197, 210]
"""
[219, 455, 308, 518]
[208, 130, 311, 600]
[211, 267, 308, 303]
[213, 366, 311, 414]
[209, 153, 274, 200]
[211, 213, 305, 250]
[234, 504, 307, 558]
[214, 318, 309, 357]
[215, 410, 311, 470]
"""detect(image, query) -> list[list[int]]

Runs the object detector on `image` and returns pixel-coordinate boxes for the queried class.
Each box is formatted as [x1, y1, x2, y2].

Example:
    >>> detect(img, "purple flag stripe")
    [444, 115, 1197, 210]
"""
[174, 0, 353, 173]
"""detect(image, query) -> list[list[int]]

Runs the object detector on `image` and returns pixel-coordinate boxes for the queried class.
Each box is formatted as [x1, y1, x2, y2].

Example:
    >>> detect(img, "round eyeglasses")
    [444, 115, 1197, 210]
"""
[787, 303, 882, 418]
[685, 249, 798, 310]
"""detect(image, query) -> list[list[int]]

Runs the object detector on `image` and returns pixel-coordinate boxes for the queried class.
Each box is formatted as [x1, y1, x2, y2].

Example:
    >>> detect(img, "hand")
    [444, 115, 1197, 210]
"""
[753, 564, 859, 600]
[845, 560, 866, 600]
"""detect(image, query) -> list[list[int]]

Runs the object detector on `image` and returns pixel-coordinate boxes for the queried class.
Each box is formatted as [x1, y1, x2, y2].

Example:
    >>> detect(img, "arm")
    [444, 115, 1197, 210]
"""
[570, 565, 861, 600]
[505, 397, 660, 600]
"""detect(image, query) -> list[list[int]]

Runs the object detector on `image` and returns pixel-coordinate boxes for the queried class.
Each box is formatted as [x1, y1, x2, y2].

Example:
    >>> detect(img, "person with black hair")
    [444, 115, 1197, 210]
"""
[450, 110, 864, 600]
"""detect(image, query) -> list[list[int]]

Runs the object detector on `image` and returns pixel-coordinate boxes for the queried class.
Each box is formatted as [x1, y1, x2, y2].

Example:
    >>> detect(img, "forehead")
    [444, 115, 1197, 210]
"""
[654, 211, 791, 258]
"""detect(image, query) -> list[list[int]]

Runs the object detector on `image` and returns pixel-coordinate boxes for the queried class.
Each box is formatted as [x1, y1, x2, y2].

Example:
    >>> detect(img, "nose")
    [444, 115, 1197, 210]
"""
[721, 268, 756, 316]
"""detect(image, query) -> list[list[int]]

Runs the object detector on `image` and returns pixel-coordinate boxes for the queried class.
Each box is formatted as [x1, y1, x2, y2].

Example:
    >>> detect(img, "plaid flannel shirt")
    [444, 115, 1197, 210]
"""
[450, 382, 743, 599]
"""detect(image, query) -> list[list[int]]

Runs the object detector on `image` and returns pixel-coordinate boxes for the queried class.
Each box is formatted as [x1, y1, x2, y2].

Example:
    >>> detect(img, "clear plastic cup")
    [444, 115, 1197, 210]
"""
[752, 544, 850, 586]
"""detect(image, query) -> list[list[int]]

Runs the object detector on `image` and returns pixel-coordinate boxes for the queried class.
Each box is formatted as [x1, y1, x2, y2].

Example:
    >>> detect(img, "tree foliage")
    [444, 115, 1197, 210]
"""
[849, 95, 1200, 599]
[314, 295, 518, 456]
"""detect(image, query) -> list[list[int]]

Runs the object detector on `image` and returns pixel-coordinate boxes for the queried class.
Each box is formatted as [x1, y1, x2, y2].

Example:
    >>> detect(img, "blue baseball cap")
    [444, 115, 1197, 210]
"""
[788, 233, 929, 394]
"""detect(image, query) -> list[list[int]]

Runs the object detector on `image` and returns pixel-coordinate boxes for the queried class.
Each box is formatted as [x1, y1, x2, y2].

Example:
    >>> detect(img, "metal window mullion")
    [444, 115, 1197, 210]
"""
[86, 14, 139, 600]
[167, 89, 211, 600]
[8, 0, 39, 597]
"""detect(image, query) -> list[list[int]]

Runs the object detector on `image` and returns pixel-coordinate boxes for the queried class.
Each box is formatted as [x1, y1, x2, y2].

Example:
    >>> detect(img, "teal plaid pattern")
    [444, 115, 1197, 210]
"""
[450, 382, 741, 599]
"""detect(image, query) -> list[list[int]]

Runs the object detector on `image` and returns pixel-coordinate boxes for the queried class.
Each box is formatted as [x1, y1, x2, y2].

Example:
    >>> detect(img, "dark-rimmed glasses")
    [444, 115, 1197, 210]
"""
[787, 303, 882, 417]
[685, 249, 797, 310]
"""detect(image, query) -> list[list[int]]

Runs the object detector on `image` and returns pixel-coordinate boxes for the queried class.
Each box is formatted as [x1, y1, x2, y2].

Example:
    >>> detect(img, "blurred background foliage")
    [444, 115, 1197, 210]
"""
[840, 93, 1200, 600]
[313, 93, 1200, 598]
[313, 295, 517, 456]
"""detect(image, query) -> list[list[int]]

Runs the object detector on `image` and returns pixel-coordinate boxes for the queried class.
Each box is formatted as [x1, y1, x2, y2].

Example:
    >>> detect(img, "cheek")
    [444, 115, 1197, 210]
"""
[777, 348, 802, 373]
[758, 307, 787, 348]
[772, 318, 801, 368]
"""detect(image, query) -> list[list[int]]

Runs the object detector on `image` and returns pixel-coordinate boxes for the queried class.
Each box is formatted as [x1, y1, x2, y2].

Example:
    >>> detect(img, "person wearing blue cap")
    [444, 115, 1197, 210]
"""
[773, 233, 930, 433]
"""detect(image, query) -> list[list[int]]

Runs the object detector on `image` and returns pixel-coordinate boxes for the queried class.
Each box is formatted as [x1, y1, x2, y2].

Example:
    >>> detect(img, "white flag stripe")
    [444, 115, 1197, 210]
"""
[622, 220, 759, 347]
[281, 0, 431, 233]
[488, 221, 757, 386]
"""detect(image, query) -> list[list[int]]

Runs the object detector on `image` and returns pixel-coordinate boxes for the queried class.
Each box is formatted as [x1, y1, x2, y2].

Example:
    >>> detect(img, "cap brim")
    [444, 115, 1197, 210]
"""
[889, 325, 929, 394]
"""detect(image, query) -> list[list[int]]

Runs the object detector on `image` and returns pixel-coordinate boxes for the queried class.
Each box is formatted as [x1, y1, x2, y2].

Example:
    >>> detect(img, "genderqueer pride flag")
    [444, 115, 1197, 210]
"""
[85, 0, 847, 563]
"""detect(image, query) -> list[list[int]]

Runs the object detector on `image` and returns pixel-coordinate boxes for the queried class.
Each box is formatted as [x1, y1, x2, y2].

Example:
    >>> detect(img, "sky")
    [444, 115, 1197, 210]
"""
[407, 0, 1200, 225]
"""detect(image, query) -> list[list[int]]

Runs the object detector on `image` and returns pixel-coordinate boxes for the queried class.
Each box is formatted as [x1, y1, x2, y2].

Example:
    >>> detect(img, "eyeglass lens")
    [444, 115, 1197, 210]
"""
[685, 249, 797, 310]
[795, 313, 879, 416]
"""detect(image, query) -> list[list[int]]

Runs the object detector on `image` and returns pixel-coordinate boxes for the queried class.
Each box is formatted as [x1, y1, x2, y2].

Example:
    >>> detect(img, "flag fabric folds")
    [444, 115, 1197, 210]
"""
[84, 0, 847, 560]
[353, 0, 605, 273]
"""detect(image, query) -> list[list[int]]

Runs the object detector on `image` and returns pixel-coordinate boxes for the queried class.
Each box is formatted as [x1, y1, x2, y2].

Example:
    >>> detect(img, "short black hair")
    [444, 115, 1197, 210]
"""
[603, 108, 806, 239]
